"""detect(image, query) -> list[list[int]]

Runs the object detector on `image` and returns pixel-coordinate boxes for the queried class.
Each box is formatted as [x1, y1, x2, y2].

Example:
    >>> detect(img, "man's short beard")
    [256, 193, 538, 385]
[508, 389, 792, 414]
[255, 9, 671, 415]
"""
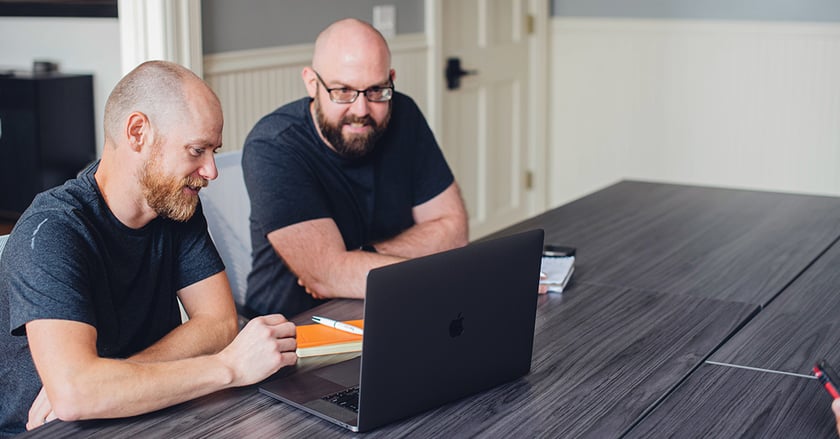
[314, 91, 391, 159]
[139, 145, 207, 222]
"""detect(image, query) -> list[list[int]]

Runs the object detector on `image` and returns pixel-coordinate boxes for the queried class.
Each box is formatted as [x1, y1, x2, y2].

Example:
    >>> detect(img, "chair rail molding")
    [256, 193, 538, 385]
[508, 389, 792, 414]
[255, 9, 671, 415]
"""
[203, 32, 428, 154]
[117, 0, 203, 76]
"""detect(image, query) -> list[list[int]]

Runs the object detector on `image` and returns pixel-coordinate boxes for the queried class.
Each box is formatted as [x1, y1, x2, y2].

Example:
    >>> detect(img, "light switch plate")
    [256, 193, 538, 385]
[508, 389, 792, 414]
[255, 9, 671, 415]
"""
[373, 4, 396, 39]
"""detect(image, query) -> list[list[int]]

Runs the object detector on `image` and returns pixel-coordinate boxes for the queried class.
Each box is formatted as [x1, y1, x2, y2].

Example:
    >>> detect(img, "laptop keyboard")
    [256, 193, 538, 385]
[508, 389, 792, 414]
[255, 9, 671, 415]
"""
[322, 385, 360, 413]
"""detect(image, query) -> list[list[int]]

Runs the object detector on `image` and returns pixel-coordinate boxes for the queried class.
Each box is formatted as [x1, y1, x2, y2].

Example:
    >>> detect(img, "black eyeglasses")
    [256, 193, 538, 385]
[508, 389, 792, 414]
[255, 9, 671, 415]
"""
[313, 70, 394, 104]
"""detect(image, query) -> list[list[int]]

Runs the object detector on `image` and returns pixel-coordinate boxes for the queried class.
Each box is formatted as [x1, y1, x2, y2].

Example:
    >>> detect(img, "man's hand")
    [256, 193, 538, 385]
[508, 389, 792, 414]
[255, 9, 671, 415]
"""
[25, 314, 297, 424]
[217, 314, 298, 386]
[538, 272, 549, 295]
[26, 387, 57, 431]
[832, 398, 840, 436]
[298, 277, 324, 300]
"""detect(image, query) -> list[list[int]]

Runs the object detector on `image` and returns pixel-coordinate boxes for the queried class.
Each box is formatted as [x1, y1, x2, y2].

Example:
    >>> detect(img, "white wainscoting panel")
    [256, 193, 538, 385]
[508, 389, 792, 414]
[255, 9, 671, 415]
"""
[203, 33, 428, 152]
[549, 18, 840, 207]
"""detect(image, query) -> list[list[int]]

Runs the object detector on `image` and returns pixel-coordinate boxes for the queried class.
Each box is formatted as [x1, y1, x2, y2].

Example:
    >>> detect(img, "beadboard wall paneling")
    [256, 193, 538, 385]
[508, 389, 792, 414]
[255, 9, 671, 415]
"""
[203, 33, 428, 152]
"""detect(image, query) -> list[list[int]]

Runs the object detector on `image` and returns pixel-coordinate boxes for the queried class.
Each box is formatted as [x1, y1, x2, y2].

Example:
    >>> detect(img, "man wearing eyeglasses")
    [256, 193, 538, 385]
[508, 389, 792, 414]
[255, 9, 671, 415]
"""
[241, 18, 469, 317]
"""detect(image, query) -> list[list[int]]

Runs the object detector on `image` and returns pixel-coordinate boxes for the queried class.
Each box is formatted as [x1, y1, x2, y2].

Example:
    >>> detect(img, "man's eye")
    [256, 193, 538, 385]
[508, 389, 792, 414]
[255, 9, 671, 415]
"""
[191, 148, 204, 156]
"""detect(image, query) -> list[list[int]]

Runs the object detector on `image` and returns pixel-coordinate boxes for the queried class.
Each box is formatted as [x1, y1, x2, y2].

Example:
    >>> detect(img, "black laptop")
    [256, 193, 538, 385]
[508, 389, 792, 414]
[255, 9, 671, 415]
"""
[259, 229, 544, 432]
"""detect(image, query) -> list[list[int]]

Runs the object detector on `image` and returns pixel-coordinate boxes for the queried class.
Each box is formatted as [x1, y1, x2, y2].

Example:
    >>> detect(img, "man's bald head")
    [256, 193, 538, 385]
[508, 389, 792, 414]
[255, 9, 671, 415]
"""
[312, 18, 391, 76]
[103, 60, 218, 146]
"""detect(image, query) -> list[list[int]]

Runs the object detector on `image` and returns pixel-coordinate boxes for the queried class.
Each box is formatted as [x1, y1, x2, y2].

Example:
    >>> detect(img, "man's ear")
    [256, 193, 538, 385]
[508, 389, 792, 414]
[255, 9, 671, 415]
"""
[302, 67, 318, 98]
[125, 112, 151, 152]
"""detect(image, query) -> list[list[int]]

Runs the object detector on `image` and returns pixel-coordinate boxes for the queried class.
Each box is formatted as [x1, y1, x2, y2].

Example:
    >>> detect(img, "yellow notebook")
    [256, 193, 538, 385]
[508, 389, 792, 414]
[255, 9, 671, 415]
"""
[296, 319, 364, 357]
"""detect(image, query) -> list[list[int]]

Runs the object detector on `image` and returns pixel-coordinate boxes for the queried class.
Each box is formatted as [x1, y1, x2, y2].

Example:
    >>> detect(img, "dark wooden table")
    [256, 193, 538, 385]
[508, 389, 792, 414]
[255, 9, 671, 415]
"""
[21, 180, 840, 438]
[628, 221, 840, 438]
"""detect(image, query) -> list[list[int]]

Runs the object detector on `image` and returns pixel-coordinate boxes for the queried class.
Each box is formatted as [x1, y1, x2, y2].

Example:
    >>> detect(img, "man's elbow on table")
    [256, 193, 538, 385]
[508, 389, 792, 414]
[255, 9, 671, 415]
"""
[39, 362, 131, 423]
[446, 222, 469, 250]
[46, 382, 94, 422]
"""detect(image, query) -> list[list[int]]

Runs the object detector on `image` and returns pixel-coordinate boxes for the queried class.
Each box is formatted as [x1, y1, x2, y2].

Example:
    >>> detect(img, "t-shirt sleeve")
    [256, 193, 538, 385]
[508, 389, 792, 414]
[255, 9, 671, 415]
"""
[173, 202, 225, 291]
[406, 99, 455, 206]
[3, 213, 95, 335]
[242, 124, 332, 236]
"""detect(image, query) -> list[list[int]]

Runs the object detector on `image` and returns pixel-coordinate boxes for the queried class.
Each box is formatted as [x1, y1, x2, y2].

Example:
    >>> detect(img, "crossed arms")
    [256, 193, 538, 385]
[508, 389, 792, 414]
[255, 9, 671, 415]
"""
[268, 182, 469, 299]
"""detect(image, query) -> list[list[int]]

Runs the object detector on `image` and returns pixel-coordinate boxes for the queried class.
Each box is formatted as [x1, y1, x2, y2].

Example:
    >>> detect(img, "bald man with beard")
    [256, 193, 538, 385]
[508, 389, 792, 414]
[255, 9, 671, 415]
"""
[0, 60, 297, 437]
[241, 19, 470, 318]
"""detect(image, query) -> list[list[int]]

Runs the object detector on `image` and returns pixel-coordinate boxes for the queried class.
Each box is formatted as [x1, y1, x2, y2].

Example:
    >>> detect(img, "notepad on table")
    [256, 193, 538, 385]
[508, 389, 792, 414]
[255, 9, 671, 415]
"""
[540, 255, 575, 293]
[296, 319, 364, 357]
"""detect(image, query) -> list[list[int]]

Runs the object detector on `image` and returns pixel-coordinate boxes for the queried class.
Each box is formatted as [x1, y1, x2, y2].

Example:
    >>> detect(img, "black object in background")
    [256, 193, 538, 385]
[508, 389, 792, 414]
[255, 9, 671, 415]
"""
[0, 1, 117, 18]
[543, 244, 576, 257]
[0, 72, 96, 215]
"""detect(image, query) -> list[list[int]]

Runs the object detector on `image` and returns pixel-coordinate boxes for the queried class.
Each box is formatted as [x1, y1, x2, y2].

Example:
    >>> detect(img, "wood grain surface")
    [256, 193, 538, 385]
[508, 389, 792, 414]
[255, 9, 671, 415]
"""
[491, 181, 840, 305]
[626, 363, 836, 438]
[20, 284, 756, 438]
[710, 238, 840, 374]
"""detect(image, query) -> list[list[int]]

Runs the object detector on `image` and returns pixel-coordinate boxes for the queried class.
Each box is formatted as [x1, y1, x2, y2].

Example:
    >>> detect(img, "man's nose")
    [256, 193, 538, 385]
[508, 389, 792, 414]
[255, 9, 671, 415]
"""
[348, 92, 371, 116]
[199, 153, 218, 181]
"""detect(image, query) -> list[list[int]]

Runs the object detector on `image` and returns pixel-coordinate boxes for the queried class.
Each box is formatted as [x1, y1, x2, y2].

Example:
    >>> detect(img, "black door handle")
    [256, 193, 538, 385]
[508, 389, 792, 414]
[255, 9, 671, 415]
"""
[445, 57, 478, 90]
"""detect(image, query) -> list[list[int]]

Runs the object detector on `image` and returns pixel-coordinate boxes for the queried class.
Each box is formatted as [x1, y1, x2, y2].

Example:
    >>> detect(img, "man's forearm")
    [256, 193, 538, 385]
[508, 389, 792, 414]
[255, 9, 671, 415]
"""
[131, 273, 239, 363]
[129, 314, 237, 363]
[373, 216, 468, 259]
[48, 354, 235, 421]
[372, 182, 469, 258]
[277, 188, 469, 301]
[299, 249, 404, 299]
[29, 316, 296, 424]
[299, 219, 466, 299]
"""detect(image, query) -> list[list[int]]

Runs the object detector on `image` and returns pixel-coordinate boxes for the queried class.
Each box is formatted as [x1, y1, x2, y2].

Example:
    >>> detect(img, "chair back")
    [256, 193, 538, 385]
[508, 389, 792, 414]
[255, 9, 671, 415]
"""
[0, 234, 8, 259]
[199, 151, 251, 307]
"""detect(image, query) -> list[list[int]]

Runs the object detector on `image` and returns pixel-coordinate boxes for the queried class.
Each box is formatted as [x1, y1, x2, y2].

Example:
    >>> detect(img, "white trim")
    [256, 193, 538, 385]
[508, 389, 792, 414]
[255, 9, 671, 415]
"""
[528, 0, 550, 212]
[117, 0, 203, 75]
[182, 0, 204, 77]
[118, 0, 143, 74]
[552, 16, 840, 35]
[204, 43, 314, 75]
[203, 33, 427, 76]
[426, 0, 443, 136]
[385, 33, 428, 52]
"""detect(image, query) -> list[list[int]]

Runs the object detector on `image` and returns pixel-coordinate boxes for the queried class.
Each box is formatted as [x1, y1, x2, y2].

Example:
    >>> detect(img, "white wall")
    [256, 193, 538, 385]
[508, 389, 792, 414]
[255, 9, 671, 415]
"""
[0, 16, 122, 155]
[549, 17, 840, 206]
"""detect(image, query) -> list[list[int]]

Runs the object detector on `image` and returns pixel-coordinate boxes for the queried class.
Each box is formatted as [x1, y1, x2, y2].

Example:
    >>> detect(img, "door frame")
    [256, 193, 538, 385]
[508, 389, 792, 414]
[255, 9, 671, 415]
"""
[425, 0, 550, 216]
[117, 0, 204, 76]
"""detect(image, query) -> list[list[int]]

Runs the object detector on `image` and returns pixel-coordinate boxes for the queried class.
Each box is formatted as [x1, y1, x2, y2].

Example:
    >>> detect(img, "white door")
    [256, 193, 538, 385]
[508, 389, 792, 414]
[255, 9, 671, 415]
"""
[436, 0, 548, 239]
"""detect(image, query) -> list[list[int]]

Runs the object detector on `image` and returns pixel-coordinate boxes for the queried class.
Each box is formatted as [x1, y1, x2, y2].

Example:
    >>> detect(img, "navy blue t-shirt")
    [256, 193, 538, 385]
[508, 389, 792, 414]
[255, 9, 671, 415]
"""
[242, 92, 454, 317]
[0, 161, 224, 437]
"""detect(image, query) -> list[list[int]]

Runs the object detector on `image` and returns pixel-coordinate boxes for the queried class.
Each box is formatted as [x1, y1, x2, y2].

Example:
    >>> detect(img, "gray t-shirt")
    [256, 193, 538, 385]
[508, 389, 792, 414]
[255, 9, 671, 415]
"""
[0, 161, 224, 437]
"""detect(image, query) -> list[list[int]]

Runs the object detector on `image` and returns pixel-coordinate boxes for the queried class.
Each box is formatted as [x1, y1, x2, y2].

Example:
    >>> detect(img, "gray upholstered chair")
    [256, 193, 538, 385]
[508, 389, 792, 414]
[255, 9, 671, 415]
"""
[0, 234, 7, 258]
[199, 151, 252, 324]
